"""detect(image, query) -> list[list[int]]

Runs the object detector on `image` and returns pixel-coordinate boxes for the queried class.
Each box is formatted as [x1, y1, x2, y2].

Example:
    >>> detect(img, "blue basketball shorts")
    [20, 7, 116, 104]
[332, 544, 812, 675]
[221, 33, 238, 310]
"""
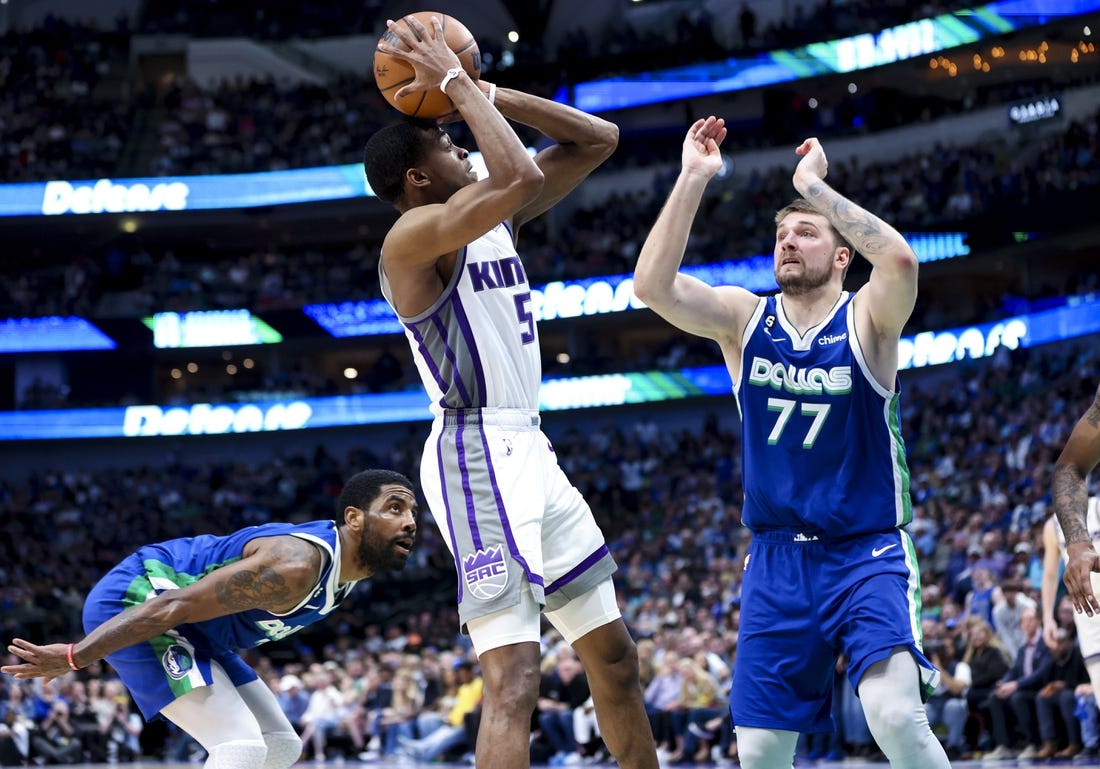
[82, 555, 257, 720]
[729, 529, 938, 733]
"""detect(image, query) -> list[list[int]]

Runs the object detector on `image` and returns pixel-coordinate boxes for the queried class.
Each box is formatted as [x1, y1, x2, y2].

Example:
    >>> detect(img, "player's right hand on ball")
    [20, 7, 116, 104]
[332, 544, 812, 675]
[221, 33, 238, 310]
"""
[378, 16, 462, 98]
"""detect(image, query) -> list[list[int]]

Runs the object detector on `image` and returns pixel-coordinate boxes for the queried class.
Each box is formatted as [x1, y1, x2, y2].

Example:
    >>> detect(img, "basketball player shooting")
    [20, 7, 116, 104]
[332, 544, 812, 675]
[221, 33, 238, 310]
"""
[633, 117, 951, 768]
[362, 15, 658, 769]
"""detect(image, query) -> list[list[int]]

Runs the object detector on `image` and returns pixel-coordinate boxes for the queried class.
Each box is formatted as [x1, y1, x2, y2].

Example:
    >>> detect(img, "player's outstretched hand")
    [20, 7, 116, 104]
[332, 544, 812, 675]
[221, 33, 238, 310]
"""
[793, 137, 828, 190]
[1063, 541, 1100, 617]
[2, 638, 72, 682]
[681, 116, 727, 179]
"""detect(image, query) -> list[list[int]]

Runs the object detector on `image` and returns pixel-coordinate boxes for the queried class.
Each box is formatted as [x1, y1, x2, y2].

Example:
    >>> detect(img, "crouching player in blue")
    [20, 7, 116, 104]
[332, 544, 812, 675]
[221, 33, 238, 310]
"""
[634, 118, 950, 768]
[3, 469, 418, 769]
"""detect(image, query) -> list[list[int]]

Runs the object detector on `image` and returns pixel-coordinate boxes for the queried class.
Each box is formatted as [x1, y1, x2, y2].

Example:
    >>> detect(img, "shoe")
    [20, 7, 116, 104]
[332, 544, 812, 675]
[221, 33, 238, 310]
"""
[357, 750, 379, 762]
[982, 744, 1016, 761]
[1034, 741, 1059, 760]
[1057, 743, 1084, 759]
[1016, 744, 1039, 760]
[687, 723, 717, 741]
[1075, 745, 1100, 762]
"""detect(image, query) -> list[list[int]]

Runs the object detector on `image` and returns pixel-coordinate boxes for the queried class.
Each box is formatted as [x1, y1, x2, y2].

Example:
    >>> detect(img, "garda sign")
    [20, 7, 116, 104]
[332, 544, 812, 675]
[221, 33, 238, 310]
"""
[42, 179, 190, 215]
[1007, 95, 1062, 126]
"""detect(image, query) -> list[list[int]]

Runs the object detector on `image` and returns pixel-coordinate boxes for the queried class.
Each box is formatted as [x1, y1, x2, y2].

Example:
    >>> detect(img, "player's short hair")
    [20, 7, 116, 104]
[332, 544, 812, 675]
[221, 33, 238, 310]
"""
[774, 198, 855, 272]
[337, 469, 414, 522]
[363, 120, 439, 204]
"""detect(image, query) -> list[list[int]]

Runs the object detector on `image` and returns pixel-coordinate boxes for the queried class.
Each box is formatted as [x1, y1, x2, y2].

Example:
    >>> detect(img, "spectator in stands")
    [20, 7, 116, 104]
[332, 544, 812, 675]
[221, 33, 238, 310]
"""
[924, 640, 971, 760]
[298, 666, 345, 761]
[982, 607, 1048, 761]
[397, 661, 482, 762]
[276, 675, 310, 736]
[1032, 625, 1090, 759]
[992, 579, 1038, 657]
[31, 697, 84, 764]
[537, 643, 591, 765]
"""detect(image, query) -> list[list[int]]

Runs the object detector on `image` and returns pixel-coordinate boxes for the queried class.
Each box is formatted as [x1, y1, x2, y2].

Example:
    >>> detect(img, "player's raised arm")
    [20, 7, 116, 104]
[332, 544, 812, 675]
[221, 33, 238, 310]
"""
[483, 83, 619, 230]
[791, 138, 918, 363]
[634, 117, 757, 344]
[374, 15, 543, 264]
[1053, 382, 1100, 616]
[2, 536, 321, 681]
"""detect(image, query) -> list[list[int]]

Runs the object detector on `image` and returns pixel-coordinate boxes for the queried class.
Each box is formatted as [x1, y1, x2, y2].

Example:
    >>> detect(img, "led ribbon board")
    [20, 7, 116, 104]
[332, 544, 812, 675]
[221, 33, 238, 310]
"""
[0, 150, 515, 218]
[0, 316, 116, 353]
[305, 232, 969, 338]
[2, 298, 1096, 440]
[142, 310, 283, 348]
[565, 0, 1100, 112]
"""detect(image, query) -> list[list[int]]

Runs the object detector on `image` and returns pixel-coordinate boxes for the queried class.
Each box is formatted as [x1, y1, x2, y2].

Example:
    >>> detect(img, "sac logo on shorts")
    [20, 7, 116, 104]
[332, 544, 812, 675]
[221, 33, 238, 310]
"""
[463, 545, 508, 599]
[162, 644, 195, 680]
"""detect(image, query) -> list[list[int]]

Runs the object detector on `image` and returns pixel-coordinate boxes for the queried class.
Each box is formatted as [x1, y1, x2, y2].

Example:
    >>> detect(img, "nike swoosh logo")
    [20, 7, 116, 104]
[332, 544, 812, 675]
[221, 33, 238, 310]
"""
[872, 544, 898, 557]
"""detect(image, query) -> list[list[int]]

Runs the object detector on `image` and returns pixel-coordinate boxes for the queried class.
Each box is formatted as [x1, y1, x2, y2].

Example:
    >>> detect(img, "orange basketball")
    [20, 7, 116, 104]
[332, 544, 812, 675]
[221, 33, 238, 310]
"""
[374, 11, 481, 119]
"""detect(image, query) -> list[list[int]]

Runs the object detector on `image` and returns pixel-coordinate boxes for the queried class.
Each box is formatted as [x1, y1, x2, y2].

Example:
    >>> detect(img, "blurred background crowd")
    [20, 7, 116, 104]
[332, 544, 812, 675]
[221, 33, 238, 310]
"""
[2, 0, 1100, 764]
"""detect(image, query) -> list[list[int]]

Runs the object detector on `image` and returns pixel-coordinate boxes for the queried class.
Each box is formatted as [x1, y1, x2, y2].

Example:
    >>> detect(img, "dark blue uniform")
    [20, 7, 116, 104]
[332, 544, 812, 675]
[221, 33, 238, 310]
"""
[83, 520, 355, 718]
[729, 293, 936, 733]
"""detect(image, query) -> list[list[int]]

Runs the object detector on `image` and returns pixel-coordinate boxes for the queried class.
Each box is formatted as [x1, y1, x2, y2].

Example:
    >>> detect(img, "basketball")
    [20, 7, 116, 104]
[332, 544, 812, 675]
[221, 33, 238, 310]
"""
[374, 11, 481, 119]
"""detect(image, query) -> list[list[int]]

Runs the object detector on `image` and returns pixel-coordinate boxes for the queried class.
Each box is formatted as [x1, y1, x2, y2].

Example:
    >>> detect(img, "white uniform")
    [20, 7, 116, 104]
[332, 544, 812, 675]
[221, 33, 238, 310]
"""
[1053, 497, 1100, 660]
[380, 222, 616, 635]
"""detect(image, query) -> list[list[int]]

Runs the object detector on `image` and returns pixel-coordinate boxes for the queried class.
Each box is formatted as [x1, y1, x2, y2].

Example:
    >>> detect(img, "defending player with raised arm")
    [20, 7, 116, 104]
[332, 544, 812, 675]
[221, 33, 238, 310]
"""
[364, 17, 658, 769]
[3, 470, 418, 769]
[1052, 382, 1100, 616]
[635, 119, 946, 769]
[635, 117, 917, 393]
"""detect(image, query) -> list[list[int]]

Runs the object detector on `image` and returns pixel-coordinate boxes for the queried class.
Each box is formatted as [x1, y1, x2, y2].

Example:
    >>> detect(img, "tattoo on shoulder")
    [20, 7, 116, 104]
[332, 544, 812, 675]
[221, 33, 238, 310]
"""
[217, 537, 316, 612]
[215, 566, 291, 612]
[806, 182, 887, 255]
[1086, 395, 1100, 430]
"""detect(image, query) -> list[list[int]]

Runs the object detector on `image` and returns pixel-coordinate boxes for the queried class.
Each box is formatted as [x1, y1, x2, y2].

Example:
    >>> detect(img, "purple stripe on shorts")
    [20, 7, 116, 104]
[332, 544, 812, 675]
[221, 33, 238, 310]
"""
[545, 545, 610, 595]
[455, 411, 482, 550]
[435, 426, 463, 604]
[451, 294, 487, 405]
[478, 421, 540, 586]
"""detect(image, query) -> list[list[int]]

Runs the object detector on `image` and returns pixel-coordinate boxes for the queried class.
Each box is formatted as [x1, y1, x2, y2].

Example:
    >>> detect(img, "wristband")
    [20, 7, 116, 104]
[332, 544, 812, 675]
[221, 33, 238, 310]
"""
[66, 643, 80, 671]
[487, 82, 497, 105]
[439, 67, 463, 94]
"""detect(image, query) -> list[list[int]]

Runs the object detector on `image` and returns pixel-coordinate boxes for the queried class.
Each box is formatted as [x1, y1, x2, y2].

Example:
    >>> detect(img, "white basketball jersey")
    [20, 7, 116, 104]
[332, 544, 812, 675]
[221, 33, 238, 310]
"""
[380, 222, 541, 416]
[1054, 497, 1100, 561]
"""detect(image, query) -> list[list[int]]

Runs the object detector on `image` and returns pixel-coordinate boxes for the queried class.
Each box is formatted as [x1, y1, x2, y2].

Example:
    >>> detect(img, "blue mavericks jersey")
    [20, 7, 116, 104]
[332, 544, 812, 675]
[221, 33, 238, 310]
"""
[112, 520, 356, 652]
[734, 292, 912, 537]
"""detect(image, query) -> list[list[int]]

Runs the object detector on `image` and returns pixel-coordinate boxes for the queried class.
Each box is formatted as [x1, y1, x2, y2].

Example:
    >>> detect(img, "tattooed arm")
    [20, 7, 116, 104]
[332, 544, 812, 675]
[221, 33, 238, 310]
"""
[2, 536, 321, 680]
[1054, 382, 1100, 616]
[790, 137, 918, 387]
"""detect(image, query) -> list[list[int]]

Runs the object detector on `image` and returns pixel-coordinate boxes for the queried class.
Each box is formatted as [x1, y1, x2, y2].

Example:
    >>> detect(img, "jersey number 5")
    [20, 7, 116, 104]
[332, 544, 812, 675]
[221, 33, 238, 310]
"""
[766, 398, 831, 449]
[514, 291, 535, 345]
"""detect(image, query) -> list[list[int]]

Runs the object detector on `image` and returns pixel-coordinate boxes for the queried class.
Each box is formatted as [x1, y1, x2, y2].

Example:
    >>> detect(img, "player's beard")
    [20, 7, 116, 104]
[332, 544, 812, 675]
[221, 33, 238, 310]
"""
[354, 528, 411, 574]
[775, 259, 832, 296]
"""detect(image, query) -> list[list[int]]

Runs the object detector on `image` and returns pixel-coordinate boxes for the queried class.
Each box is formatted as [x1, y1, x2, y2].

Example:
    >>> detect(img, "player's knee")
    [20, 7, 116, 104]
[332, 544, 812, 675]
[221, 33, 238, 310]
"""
[261, 731, 302, 769]
[484, 661, 540, 715]
[597, 640, 641, 692]
[734, 727, 795, 769]
[866, 696, 929, 753]
[207, 739, 268, 769]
